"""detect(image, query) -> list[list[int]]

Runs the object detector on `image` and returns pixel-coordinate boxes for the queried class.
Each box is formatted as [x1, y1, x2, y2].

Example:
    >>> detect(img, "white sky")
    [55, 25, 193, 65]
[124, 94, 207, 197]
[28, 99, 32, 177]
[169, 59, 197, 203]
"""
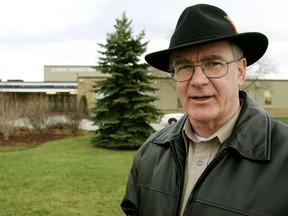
[0, 0, 287, 81]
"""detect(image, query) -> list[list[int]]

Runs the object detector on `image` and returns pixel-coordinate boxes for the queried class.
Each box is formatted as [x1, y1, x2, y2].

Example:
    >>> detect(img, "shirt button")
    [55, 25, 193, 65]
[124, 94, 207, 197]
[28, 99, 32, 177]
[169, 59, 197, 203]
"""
[197, 160, 203, 166]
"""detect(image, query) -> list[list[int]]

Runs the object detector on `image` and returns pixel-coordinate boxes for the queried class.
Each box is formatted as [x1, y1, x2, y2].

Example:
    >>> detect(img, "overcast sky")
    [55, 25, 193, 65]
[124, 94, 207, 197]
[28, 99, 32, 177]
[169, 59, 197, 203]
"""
[0, 0, 287, 81]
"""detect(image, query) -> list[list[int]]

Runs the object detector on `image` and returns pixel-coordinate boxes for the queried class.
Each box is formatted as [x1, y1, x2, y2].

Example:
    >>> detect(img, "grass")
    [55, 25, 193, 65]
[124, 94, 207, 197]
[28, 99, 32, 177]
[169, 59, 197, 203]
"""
[0, 136, 136, 216]
[275, 117, 288, 124]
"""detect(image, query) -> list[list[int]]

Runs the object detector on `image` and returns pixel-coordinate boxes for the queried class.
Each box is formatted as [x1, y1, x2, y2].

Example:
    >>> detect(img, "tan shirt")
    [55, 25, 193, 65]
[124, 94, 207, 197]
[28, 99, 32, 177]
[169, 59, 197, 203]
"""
[179, 107, 241, 216]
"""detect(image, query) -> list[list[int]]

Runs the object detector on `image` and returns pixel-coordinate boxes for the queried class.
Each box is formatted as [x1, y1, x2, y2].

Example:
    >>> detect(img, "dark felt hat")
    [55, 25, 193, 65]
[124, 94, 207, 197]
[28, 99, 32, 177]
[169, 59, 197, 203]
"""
[145, 4, 268, 72]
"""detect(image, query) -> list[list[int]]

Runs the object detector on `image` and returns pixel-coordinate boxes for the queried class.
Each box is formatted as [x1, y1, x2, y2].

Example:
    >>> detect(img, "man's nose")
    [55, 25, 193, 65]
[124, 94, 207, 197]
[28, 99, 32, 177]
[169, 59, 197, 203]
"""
[189, 66, 209, 85]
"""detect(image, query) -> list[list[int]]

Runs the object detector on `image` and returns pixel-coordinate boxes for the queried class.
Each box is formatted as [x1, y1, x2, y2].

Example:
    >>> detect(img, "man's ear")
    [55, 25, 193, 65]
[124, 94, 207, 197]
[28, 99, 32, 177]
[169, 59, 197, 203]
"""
[237, 58, 247, 86]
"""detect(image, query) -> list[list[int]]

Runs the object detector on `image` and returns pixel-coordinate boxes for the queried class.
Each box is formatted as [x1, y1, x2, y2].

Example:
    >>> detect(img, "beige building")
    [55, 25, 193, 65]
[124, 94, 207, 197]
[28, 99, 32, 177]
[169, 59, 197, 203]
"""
[242, 79, 288, 116]
[43, 66, 182, 114]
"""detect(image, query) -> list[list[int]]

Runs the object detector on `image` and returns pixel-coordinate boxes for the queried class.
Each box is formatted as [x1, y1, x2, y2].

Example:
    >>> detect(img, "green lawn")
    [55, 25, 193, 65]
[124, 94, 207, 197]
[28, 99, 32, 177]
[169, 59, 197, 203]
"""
[275, 117, 288, 124]
[0, 136, 136, 216]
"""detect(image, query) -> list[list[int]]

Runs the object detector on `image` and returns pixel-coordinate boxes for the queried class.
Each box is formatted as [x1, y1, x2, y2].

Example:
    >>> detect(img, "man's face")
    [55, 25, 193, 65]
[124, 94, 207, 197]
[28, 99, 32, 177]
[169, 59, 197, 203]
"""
[171, 41, 246, 129]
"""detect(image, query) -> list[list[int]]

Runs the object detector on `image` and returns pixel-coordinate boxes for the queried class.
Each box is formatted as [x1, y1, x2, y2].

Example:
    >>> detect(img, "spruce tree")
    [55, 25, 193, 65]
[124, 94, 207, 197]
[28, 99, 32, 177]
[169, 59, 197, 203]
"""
[91, 12, 160, 149]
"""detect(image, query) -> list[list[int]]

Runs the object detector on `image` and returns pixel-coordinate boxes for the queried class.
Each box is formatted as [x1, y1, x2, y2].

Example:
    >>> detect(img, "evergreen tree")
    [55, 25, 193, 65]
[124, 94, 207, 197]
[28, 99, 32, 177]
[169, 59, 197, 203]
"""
[91, 12, 161, 149]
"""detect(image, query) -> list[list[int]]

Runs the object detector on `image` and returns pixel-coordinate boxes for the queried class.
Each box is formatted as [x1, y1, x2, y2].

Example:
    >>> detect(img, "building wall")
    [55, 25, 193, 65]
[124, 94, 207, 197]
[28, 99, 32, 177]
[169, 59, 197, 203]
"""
[0, 92, 77, 115]
[242, 79, 288, 116]
[77, 77, 98, 115]
[44, 66, 181, 113]
[150, 79, 180, 111]
[44, 65, 108, 82]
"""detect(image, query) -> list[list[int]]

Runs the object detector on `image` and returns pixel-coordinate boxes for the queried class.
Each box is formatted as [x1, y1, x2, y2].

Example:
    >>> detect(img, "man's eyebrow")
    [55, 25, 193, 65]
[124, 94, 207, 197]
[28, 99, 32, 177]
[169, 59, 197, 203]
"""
[173, 59, 193, 66]
[201, 54, 223, 61]
[172, 55, 224, 66]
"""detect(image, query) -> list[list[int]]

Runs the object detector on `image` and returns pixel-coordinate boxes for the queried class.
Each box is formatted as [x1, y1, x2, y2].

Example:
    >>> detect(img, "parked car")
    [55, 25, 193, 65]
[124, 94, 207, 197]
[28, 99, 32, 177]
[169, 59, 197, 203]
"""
[160, 113, 185, 125]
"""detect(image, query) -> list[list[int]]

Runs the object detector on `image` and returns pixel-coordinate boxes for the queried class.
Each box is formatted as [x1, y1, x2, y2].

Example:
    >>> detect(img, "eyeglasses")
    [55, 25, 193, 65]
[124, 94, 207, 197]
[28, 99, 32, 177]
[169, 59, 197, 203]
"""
[171, 59, 239, 82]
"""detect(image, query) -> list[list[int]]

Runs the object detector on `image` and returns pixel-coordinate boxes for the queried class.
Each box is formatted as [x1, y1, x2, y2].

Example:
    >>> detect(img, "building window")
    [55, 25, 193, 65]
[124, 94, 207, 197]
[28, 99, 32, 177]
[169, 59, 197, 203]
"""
[48, 93, 77, 112]
[264, 90, 272, 106]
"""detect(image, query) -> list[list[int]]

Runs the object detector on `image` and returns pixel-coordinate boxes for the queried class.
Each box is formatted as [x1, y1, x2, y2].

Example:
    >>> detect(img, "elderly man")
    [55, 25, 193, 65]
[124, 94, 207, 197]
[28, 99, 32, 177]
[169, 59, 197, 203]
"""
[121, 4, 288, 216]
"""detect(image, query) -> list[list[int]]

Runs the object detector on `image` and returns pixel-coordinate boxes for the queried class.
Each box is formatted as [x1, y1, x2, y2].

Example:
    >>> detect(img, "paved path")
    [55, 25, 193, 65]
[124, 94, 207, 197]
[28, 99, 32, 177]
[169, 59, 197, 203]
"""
[81, 120, 166, 131]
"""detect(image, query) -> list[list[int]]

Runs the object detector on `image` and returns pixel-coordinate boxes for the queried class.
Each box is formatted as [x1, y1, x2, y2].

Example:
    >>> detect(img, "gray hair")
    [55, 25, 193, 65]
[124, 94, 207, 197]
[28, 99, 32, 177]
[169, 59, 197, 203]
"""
[229, 42, 243, 60]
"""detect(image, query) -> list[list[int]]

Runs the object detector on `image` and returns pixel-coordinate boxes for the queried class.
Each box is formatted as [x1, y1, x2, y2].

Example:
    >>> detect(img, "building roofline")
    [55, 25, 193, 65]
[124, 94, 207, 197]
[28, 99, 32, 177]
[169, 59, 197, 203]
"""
[0, 81, 77, 93]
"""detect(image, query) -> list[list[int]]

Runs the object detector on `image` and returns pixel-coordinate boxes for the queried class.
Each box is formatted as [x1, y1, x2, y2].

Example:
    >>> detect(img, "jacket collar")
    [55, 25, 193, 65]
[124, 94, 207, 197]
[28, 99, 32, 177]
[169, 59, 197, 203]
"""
[152, 91, 271, 161]
[226, 91, 271, 161]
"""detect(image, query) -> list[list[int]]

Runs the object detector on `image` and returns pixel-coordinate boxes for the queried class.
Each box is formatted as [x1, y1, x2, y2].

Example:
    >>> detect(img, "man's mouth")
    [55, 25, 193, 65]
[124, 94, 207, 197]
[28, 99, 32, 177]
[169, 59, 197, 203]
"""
[192, 96, 211, 101]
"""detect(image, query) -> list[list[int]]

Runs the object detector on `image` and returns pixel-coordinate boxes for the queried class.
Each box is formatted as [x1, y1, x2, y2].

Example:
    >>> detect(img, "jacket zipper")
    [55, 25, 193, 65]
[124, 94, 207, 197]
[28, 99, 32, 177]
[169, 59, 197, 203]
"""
[184, 148, 229, 215]
[170, 142, 185, 216]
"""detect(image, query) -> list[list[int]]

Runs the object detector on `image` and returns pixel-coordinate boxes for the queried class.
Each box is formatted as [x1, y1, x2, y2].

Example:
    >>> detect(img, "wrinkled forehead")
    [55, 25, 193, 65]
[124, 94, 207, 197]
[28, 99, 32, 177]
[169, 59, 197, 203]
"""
[170, 40, 234, 62]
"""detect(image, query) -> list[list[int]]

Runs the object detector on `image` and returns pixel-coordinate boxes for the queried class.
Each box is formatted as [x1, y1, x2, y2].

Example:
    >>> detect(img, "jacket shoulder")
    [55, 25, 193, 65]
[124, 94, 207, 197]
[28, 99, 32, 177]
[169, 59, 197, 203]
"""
[143, 115, 187, 145]
[270, 118, 288, 142]
[136, 114, 187, 158]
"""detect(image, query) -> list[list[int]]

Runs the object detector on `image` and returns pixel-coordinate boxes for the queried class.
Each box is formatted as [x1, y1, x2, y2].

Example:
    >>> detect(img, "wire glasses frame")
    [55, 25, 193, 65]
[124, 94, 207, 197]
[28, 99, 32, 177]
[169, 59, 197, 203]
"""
[171, 59, 240, 82]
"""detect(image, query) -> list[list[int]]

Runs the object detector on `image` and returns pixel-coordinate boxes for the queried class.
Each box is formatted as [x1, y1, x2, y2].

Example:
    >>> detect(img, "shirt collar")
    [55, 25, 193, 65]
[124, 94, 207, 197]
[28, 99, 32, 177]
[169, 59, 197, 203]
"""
[182, 103, 242, 152]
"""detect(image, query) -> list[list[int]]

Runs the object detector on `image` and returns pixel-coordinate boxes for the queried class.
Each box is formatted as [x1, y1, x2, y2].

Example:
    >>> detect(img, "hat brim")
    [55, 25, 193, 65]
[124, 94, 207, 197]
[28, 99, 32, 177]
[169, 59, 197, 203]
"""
[145, 32, 268, 72]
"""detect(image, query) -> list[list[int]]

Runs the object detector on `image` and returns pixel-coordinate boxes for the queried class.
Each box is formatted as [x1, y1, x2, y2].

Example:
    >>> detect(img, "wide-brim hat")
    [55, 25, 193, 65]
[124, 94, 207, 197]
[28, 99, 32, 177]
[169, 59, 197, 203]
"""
[145, 4, 268, 72]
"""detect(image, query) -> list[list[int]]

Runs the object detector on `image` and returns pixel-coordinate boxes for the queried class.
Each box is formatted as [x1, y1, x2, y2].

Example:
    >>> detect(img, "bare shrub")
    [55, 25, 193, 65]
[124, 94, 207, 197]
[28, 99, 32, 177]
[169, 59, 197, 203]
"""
[23, 95, 58, 137]
[0, 93, 22, 140]
[63, 95, 89, 135]
[66, 110, 83, 135]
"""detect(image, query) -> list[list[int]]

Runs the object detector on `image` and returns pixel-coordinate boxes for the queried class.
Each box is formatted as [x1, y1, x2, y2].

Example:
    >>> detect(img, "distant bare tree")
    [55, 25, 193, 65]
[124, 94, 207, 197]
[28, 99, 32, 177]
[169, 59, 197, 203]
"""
[0, 93, 22, 140]
[242, 56, 277, 91]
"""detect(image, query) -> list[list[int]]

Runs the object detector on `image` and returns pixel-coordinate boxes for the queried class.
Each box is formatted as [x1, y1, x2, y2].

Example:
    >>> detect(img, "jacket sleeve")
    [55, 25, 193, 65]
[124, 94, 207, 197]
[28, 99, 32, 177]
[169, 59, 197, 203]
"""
[121, 157, 139, 216]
